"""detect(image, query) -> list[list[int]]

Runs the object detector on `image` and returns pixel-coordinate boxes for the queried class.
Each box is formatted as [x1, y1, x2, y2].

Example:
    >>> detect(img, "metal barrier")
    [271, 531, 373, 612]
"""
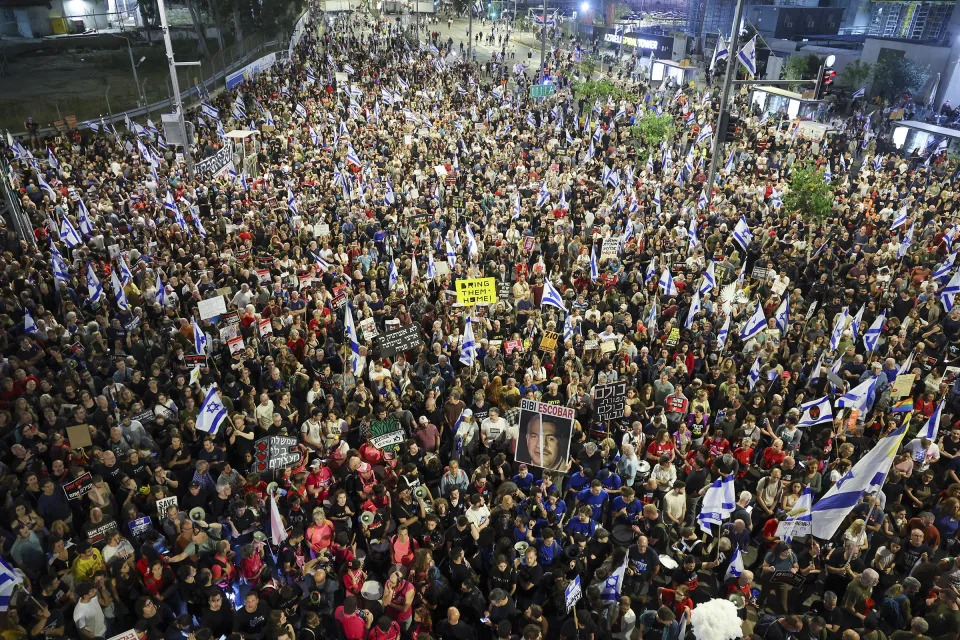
[0, 155, 37, 249]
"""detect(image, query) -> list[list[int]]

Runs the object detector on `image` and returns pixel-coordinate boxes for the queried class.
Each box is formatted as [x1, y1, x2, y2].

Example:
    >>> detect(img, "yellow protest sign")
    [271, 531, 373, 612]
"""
[456, 277, 498, 306]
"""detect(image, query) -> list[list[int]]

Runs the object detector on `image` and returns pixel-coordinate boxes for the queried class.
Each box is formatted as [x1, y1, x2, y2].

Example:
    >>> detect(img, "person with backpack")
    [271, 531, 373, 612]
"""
[755, 614, 806, 640]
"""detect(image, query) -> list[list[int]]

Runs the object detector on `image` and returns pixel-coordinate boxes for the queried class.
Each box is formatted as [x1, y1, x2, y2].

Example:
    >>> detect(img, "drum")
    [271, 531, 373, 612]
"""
[369, 539, 390, 568]
[636, 460, 652, 483]
[612, 524, 635, 547]
[659, 554, 679, 570]
[360, 580, 383, 609]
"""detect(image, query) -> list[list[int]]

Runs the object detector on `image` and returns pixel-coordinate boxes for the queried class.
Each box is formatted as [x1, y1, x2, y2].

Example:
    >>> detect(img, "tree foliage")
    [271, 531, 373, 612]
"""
[782, 54, 820, 89]
[628, 112, 675, 149]
[871, 56, 930, 101]
[840, 59, 872, 90]
[783, 162, 834, 224]
[573, 79, 639, 103]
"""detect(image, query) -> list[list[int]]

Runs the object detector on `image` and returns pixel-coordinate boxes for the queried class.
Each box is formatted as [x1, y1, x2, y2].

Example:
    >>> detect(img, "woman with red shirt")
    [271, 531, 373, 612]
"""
[341, 558, 366, 598]
[646, 429, 676, 463]
[142, 560, 177, 601]
[305, 508, 335, 555]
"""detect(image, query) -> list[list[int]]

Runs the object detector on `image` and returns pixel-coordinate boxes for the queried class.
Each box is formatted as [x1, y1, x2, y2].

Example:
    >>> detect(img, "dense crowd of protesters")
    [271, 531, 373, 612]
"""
[2, 5, 960, 640]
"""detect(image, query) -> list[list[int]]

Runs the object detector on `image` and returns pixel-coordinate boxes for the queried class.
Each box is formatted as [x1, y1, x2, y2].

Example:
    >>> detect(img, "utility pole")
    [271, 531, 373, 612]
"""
[468, 5, 474, 61]
[156, 0, 195, 178]
[539, 0, 547, 81]
[704, 0, 745, 203]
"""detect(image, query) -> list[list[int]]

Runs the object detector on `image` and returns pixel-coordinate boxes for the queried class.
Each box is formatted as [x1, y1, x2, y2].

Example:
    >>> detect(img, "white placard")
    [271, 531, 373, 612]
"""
[259, 318, 273, 337]
[155, 496, 178, 514]
[359, 317, 378, 340]
[197, 295, 227, 320]
[600, 237, 620, 260]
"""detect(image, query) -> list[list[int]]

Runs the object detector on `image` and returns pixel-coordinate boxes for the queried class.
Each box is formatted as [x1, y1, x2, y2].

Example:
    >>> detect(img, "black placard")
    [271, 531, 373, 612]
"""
[378, 324, 424, 358]
[63, 472, 93, 500]
[593, 381, 627, 421]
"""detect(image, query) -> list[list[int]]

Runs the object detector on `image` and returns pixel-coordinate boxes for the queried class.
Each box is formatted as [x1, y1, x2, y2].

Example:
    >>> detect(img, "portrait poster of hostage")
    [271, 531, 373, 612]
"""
[514, 399, 574, 471]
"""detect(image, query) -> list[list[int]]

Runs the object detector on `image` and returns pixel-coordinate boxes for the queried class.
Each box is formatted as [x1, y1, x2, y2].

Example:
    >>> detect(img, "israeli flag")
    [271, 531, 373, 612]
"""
[659, 268, 678, 297]
[770, 189, 783, 209]
[427, 252, 437, 280]
[941, 268, 960, 312]
[774, 293, 790, 335]
[232, 97, 246, 121]
[0, 557, 23, 611]
[647, 301, 658, 332]
[286, 189, 298, 217]
[829, 307, 848, 351]
[23, 308, 38, 334]
[50, 241, 70, 282]
[654, 187, 661, 209]
[836, 376, 878, 413]
[535, 182, 550, 208]
[737, 37, 757, 76]
[446, 241, 457, 269]
[196, 386, 228, 435]
[593, 125, 603, 142]
[646, 153, 654, 174]
[465, 224, 479, 259]
[585, 140, 595, 161]
[384, 179, 396, 206]
[154, 272, 167, 306]
[696, 190, 708, 211]
[852, 87, 865, 99]
[563, 314, 576, 343]
[346, 144, 362, 167]
[863, 314, 884, 352]
[201, 102, 219, 120]
[850, 304, 865, 343]
[193, 319, 208, 355]
[590, 244, 599, 282]
[798, 396, 833, 428]
[684, 149, 695, 176]
[700, 261, 716, 296]
[46, 148, 60, 171]
[824, 163, 832, 184]
[697, 475, 736, 533]
[725, 150, 736, 172]
[111, 271, 130, 312]
[780, 487, 815, 543]
[685, 291, 702, 330]
[460, 316, 477, 366]
[747, 356, 762, 390]
[36, 174, 57, 200]
[86, 262, 104, 304]
[810, 425, 907, 539]
[890, 205, 908, 230]
[725, 546, 743, 581]
[558, 189, 569, 210]
[697, 123, 713, 146]
[732, 216, 753, 251]
[60, 216, 83, 248]
[716, 314, 731, 352]
[343, 63, 355, 75]
[344, 304, 362, 374]
[513, 192, 522, 219]
[711, 34, 729, 71]
[541, 279, 568, 312]
[600, 555, 628, 602]
[740, 301, 767, 340]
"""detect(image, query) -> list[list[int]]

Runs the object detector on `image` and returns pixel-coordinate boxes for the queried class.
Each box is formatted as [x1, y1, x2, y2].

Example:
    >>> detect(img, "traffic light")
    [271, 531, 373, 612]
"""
[719, 110, 739, 142]
[816, 67, 836, 99]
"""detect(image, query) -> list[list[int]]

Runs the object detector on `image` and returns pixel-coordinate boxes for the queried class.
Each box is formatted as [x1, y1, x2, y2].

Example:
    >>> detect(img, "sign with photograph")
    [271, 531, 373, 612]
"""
[593, 381, 627, 421]
[515, 399, 574, 471]
[359, 317, 379, 340]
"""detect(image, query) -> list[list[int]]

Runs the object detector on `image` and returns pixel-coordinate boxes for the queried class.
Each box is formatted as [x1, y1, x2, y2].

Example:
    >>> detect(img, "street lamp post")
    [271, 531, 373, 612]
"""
[104, 33, 147, 106]
[539, 0, 547, 81]
[156, 0, 195, 178]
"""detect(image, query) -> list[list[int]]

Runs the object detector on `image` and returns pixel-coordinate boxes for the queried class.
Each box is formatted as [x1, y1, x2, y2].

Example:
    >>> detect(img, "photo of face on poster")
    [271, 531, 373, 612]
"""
[515, 399, 574, 471]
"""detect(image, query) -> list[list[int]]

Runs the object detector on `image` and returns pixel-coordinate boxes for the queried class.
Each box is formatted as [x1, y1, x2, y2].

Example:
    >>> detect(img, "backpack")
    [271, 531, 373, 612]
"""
[879, 594, 907, 631]
[754, 615, 781, 640]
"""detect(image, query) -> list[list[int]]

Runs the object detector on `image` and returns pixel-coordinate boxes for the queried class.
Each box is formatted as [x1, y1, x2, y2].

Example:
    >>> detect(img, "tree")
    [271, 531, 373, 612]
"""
[871, 56, 930, 101]
[628, 112, 674, 149]
[781, 54, 820, 90]
[840, 59, 872, 91]
[782, 162, 834, 225]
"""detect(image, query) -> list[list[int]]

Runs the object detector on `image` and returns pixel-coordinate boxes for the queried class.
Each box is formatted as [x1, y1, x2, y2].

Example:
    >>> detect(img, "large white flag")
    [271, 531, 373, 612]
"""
[697, 475, 736, 533]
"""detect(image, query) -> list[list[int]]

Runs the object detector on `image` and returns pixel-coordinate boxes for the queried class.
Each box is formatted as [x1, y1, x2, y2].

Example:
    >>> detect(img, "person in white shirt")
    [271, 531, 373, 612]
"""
[231, 283, 253, 309]
[904, 436, 940, 473]
[481, 407, 509, 449]
[74, 579, 110, 640]
[605, 595, 637, 640]
[465, 493, 491, 531]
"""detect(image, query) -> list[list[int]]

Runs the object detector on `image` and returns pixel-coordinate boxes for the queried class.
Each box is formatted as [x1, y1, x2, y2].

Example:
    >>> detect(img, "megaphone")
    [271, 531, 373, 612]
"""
[266, 482, 279, 497]
[189, 507, 206, 522]
[514, 541, 529, 554]
[413, 486, 428, 500]
[360, 510, 375, 526]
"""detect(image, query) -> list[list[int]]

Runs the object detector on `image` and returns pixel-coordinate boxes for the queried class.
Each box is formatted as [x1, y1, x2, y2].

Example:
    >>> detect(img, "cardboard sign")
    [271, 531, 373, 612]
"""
[892, 374, 915, 398]
[540, 331, 560, 351]
[63, 472, 93, 500]
[156, 496, 178, 513]
[775, 518, 811, 540]
[600, 237, 620, 260]
[66, 424, 93, 449]
[594, 381, 627, 421]
[456, 277, 498, 306]
[252, 435, 302, 472]
[198, 296, 227, 321]
[600, 339, 617, 354]
[369, 417, 404, 450]
[434, 262, 450, 276]
[666, 327, 680, 347]
[504, 339, 523, 356]
[360, 317, 379, 340]
[584, 339, 599, 350]
[378, 324, 424, 358]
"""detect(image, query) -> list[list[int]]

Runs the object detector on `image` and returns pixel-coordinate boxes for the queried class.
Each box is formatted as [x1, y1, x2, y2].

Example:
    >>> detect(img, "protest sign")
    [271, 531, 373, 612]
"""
[156, 495, 178, 513]
[369, 417, 404, 449]
[252, 435, 302, 473]
[378, 324, 423, 358]
[540, 331, 560, 351]
[593, 381, 627, 421]
[455, 277, 498, 306]
[197, 296, 227, 320]
[63, 472, 93, 500]
[515, 400, 574, 471]
[600, 238, 620, 260]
